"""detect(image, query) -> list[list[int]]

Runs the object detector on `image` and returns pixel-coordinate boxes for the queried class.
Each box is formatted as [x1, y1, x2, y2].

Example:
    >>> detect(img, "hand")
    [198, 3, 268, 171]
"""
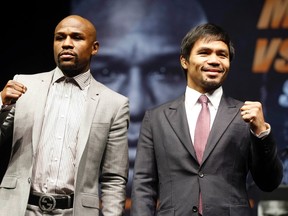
[240, 101, 268, 135]
[1, 80, 27, 105]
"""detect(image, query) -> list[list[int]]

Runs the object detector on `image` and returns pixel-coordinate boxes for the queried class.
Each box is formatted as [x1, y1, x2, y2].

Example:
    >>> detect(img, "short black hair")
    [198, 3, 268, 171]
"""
[180, 23, 235, 62]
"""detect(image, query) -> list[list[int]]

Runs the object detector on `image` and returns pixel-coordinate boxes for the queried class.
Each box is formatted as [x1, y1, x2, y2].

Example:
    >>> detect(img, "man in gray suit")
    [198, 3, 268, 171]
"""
[0, 15, 129, 216]
[131, 23, 283, 216]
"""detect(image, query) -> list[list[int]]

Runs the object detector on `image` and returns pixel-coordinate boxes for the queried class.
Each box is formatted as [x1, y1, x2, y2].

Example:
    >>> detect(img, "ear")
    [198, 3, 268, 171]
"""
[91, 41, 99, 56]
[180, 55, 188, 69]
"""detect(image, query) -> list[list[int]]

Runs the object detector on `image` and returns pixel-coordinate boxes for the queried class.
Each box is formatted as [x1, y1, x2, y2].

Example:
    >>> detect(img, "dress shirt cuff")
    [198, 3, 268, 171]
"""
[0, 93, 12, 111]
[0, 93, 5, 110]
[250, 123, 271, 139]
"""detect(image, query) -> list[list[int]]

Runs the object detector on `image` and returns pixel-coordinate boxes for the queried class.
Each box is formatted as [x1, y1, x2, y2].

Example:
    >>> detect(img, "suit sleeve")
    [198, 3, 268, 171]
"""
[0, 106, 14, 183]
[100, 97, 130, 216]
[131, 110, 159, 216]
[249, 131, 283, 192]
[0, 106, 14, 147]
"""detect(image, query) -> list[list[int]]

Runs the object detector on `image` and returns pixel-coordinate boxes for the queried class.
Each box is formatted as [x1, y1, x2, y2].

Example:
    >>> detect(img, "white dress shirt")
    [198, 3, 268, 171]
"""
[184, 86, 270, 144]
[32, 67, 91, 195]
[185, 86, 222, 144]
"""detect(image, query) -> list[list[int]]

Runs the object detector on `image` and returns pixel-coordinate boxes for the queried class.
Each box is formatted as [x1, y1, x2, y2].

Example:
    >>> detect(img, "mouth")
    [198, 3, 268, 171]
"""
[203, 67, 224, 73]
[59, 51, 75, 60]
[202, 68, 224, 76]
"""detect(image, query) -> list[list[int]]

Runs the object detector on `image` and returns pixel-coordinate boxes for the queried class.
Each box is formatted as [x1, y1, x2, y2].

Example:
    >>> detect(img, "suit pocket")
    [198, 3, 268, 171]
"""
[0, 176, 17, 188]
[81, 193, 100, 209]
[89, 123, 110, 144]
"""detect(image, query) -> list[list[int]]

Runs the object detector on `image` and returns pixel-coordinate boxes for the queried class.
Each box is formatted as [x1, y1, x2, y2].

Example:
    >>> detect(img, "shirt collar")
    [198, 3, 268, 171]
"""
[185, 86, 223, 110]
[53, 67, 92, 90]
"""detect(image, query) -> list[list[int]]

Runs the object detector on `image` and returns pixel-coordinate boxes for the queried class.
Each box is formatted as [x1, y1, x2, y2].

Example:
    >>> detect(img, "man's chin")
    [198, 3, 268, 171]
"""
[59, 63, 75, 70]
[58, 65, 80, 76]
[203, 80, 221, 92]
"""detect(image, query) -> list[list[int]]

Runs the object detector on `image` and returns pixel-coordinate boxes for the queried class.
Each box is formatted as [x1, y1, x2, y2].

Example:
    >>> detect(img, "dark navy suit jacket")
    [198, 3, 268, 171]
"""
[131, 94, 283, 216]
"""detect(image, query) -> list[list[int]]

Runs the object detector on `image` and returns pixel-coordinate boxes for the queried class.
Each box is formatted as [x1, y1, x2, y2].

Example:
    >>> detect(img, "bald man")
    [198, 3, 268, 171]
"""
[0, 15, 129, 216]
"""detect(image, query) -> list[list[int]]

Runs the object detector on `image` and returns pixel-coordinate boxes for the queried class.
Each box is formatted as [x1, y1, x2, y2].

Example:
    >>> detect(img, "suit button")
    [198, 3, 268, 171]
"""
[198, 172, 204, 178]
[28, 178, 31, 184]
[192, 206, 198, 212]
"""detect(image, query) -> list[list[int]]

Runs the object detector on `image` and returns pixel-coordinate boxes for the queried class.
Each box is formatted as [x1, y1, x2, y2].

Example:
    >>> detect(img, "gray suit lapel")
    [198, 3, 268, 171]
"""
[32, 71, 54, 153]
[201, 95, 242, 163]
[164, 96, 197, 159]
[75, 78, 101, 166]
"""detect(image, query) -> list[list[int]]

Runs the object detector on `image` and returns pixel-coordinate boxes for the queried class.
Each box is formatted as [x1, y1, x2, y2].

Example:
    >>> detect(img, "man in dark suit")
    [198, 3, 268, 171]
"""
[131, 23, 283, 216]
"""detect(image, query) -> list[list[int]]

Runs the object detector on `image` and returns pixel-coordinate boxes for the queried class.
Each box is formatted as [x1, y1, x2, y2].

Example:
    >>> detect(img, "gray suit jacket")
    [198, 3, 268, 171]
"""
[131, 94, 283, 216]
[0, 69, 129, 216]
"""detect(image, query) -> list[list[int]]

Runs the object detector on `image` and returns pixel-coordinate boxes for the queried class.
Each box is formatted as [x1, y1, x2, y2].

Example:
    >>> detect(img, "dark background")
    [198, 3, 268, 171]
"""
[1, 1, 71, 87]
[2, 1, 288, 215]
[3, 1, 288, 149]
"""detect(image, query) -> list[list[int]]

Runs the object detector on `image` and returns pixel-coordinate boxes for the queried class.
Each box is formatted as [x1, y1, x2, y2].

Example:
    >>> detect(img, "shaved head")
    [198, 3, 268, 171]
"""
[55, 15, 97, 41]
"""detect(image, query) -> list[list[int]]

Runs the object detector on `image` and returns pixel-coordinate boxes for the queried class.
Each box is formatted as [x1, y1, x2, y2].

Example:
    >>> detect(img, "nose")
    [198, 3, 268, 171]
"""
[125, 66, 151, 160]
[126, 66, 149, 121]
[62, 36, 74, 48]
[207, 53, 220, 65]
